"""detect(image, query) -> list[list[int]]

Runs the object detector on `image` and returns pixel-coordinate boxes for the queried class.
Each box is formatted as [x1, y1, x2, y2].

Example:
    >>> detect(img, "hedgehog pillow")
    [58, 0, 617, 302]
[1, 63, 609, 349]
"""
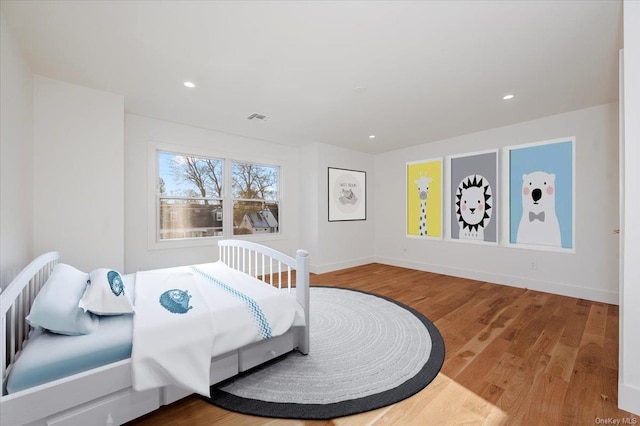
[79, 269, 134, 315]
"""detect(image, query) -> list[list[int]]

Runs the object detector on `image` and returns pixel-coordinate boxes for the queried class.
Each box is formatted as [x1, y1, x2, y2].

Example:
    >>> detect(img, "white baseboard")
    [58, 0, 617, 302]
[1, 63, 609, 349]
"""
[310, 256, 376, 275]
[374, 256, 619, 305]
[619, 383, 640, 416]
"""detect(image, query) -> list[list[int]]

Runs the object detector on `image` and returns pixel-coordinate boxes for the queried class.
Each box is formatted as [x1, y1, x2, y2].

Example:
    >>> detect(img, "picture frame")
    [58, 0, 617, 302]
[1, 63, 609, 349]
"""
[505, 137, 575, 252]
[406, 158, 443, 239]
[447, 149, 499, 245]
[328, 167, 367, 221]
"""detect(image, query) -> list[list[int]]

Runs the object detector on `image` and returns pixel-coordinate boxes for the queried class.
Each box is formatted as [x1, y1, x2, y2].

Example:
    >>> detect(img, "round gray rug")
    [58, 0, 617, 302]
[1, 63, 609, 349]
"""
[203, 286, 445, 419]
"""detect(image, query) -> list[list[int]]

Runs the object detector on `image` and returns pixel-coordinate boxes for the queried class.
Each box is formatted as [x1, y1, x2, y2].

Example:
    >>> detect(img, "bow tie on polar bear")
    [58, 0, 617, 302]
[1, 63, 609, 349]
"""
[517, 171, 562, 247]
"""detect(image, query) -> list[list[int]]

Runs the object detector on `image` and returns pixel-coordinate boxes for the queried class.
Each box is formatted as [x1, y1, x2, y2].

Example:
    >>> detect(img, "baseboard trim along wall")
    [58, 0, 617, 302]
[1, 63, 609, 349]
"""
[310, 257, 376, 275]
[375, 256, 619, 305]
[618, 383, 640, 416]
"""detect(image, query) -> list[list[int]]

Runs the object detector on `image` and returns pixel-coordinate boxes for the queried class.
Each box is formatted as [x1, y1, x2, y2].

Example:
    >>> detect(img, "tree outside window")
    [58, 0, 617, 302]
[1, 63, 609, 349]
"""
[232, 162, 279, 236]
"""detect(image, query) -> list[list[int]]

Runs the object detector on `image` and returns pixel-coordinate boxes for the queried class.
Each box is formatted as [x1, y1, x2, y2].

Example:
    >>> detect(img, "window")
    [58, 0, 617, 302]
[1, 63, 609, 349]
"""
[232, 162, 279, 236]
[156, 151, 280, 242]
[158, 151, 223, 240]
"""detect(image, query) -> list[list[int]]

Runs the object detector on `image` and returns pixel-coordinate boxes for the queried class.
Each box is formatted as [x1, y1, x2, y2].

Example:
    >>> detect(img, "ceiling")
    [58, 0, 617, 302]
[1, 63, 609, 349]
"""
[1, 1, 623, 154]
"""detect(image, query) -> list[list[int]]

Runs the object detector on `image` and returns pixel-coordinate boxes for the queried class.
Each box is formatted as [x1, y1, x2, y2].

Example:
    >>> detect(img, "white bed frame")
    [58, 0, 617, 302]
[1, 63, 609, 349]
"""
[0, 240, 309, 426]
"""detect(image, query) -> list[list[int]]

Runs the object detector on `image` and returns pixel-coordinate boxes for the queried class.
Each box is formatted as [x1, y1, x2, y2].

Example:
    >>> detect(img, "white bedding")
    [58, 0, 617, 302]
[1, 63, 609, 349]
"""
[6, 261, 304, 397]
[131, 261, 305, 397]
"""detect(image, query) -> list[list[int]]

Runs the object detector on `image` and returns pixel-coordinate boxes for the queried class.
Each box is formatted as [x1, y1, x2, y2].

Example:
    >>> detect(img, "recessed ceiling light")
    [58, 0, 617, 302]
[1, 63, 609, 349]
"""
[184, 81, 196, 88]
[369, 135, 376, 139]
[502, 93, 515, 100]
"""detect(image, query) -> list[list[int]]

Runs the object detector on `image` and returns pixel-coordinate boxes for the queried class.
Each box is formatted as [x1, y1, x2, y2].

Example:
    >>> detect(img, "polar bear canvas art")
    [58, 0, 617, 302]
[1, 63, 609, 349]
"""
[516, 171, 562, 247]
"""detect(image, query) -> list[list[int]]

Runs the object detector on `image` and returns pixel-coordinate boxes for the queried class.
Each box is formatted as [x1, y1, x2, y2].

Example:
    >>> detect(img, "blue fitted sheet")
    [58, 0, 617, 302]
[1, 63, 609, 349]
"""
[5, 314, 133, 394]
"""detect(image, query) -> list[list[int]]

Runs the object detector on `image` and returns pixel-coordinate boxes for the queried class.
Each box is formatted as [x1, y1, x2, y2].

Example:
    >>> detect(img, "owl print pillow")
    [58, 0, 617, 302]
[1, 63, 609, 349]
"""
[79, 268, 134, 315]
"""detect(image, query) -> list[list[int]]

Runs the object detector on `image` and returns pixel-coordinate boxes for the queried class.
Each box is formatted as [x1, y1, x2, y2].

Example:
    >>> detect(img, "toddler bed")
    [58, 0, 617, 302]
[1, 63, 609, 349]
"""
[1, 240, 309, 426]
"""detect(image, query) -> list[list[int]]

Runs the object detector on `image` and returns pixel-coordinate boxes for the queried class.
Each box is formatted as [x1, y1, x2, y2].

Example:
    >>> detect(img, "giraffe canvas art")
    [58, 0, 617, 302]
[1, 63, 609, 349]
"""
[414, 175, 432, 236]
[406, 158, 443, 238]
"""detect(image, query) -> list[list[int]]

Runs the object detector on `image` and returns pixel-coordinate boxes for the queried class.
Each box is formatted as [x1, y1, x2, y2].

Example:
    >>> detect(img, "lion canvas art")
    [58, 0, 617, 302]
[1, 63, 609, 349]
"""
[449, 150, 498, 244]
[455, 175, 493, 241]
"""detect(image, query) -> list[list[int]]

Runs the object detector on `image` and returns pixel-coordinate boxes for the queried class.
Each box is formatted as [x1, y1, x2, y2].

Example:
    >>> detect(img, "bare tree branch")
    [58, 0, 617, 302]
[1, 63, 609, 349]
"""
[204, 159, 223, 198]
[232, 163, 277, 199]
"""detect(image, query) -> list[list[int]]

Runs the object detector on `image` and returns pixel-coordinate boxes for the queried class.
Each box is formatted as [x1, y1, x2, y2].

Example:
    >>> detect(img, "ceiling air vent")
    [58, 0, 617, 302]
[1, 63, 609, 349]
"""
[246, 112, 271, 121]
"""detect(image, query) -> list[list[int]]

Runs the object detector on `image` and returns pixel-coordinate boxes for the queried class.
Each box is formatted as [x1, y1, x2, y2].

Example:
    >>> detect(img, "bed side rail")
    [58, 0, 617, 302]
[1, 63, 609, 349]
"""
[1, 252, 59, 390]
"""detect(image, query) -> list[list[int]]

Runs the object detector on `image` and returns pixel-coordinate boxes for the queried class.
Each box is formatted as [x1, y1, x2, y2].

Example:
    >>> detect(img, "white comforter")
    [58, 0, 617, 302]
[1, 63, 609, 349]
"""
[131, 261, 305, 396]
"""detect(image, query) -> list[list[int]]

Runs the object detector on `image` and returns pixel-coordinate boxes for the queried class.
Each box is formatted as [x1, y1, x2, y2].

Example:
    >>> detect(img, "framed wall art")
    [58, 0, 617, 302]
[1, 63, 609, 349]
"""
[448, 149, 499, 244]
[506, 137, 575, 252]
[406, 158, 443, 239]
[328, 167, 366, 221]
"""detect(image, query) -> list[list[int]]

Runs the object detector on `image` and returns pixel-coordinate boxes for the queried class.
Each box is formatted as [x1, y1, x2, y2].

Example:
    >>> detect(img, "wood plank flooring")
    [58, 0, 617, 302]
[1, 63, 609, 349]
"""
[127, 264, 638, 425]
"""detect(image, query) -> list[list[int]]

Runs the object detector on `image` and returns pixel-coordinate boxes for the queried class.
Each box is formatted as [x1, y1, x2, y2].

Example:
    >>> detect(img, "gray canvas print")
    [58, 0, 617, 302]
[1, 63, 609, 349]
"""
[450, 152, 498, 242]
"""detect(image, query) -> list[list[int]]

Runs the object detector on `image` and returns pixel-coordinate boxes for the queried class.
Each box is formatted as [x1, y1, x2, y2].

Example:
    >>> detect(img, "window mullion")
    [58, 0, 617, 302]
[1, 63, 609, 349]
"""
[223, 159, 233, 238]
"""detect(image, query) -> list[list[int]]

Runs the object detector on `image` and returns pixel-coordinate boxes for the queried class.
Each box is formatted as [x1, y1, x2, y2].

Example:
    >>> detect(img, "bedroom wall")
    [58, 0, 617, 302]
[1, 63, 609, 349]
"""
[300, 143, 375, 274]
[33, 77, 125, 272]
[0, 13, 34, 290]
[619, 0, 640, 415]
[299, 144, 320, 265]
[124, 114, 301, 273]
[374, 102, 619, 304]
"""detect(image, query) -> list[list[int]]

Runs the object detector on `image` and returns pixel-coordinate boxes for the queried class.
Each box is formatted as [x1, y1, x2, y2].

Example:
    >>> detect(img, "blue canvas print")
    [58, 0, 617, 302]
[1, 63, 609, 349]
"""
[509, 139, 574, 250]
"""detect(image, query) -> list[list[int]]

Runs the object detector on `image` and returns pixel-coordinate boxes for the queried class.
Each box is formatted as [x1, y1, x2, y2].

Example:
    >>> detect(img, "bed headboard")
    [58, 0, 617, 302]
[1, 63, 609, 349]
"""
[1, 252, 59, 387]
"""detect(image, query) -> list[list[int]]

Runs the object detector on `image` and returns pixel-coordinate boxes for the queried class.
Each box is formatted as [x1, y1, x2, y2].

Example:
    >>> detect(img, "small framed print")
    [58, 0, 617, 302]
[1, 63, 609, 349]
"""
[328, 167, 366, 221]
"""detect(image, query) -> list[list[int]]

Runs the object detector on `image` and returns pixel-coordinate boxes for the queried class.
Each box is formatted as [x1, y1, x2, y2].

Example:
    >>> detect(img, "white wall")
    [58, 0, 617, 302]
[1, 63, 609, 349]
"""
[619, 0, 640, 416]
[124, 114, 301, 272]
[33, 77, 124, 272]
[0, 13, 33, 290]
[299, 144, 320, 265]
[375, 103, 619, 304]
[301, 143, 375, 274]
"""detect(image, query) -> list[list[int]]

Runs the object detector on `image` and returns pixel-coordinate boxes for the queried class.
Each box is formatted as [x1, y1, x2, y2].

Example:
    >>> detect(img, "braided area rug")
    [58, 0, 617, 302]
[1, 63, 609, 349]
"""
[202, 286, 445, 420]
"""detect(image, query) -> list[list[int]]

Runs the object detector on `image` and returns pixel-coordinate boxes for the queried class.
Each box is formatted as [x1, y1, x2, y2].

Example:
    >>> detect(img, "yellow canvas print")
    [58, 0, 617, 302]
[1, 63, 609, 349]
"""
[406, 158, 443, 238]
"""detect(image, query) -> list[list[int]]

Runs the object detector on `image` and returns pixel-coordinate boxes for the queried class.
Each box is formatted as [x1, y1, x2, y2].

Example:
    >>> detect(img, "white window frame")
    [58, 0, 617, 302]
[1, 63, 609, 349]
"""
[147, 141, 284, 250]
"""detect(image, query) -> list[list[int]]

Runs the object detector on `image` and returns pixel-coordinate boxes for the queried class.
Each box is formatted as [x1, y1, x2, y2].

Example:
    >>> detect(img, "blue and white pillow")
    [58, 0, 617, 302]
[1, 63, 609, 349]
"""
[26, 263, 98, 335]
[79, 269, 134, 315]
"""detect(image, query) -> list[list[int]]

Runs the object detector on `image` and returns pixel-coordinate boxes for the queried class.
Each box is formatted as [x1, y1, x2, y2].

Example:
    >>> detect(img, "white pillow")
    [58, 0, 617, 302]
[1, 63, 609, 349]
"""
[26, 263, 98, 335]
[79, 269, 134, 315]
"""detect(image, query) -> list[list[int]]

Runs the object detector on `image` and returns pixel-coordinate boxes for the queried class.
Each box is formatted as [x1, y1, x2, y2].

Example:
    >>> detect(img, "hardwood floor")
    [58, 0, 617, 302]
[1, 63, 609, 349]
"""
[127, 264, 638, 425]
